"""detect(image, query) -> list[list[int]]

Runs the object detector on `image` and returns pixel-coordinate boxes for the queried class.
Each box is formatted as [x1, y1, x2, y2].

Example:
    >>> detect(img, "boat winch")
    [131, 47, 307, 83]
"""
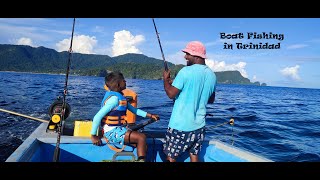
[46, 96, 71, 132]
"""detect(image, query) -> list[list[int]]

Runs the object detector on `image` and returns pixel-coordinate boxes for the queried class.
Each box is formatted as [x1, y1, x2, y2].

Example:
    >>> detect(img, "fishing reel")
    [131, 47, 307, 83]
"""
[46, 96, 71, 133]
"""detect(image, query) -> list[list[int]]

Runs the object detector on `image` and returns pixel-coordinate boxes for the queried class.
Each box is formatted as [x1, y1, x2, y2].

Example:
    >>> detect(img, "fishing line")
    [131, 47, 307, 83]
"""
[206, 118, 234, 129]
[206, 118, 235, 145]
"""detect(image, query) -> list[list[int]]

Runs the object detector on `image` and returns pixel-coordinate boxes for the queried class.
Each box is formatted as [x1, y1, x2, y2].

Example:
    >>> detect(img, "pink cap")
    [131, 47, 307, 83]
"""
[182, 41, 206, 59]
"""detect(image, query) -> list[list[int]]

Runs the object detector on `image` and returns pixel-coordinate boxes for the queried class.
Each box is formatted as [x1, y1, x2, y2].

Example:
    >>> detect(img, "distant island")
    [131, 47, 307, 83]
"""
[0, 44, 266, 86]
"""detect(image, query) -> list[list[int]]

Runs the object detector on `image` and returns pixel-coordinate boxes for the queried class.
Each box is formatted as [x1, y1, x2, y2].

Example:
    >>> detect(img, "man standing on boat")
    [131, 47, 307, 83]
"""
[162, 41, 217, 162]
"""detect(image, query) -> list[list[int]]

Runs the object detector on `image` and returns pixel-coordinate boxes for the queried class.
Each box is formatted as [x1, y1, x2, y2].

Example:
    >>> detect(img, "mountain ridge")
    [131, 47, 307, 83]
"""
[0, 44, 266, 86]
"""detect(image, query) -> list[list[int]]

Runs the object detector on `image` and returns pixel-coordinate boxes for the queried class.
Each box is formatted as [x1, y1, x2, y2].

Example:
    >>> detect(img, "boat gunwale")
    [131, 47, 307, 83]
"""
[6, 122, 273, 162]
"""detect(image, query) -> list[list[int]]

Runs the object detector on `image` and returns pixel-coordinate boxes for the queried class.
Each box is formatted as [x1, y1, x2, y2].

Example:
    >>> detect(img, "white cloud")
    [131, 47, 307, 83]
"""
[205, 39, 221, 47]
[16, 37, 35, 47]
[280, 65, 300, 80]
[206, 59, 248, 78]
[252, 75, 257, 81]
[112, 30, 145, 56]
[92, 26, 104, 33]
[251, 75, 264, 83]
[167, 51, 186, 65]
[287, 44, 308, 50]
[56, 35, 97, 54]
[166, 50, 249, 78]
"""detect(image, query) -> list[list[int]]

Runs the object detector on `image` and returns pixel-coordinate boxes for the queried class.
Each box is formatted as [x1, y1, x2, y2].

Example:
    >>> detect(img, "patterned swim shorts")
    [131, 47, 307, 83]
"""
[163, 127, 205, 159]
[104, 126, 128, 145]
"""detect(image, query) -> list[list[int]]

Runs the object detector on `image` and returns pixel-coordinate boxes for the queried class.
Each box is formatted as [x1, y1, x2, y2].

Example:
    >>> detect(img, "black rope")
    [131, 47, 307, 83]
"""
[53, 18, 76, 162]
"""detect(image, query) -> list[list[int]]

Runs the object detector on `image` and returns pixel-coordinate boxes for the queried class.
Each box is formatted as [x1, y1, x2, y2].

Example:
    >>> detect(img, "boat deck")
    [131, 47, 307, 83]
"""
[6, 123, 273, 162]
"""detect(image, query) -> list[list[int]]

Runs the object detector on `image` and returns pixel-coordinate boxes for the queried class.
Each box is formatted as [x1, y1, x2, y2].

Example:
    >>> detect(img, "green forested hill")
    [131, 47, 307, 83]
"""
[0, 44, 266, 86]
[0, 44, 116, 73]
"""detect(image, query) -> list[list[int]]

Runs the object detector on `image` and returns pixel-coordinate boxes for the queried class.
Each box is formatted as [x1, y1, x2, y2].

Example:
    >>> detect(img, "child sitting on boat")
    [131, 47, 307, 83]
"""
[90, 71, 159, 162]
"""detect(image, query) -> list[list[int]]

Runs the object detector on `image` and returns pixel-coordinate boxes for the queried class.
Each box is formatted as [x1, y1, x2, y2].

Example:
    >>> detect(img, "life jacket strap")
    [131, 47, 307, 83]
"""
[104, 137, 126, 152]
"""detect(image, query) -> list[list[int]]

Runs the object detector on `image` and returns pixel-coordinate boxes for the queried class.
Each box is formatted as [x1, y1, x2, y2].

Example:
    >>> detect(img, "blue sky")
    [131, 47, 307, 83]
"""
[0, 18, 320, 89]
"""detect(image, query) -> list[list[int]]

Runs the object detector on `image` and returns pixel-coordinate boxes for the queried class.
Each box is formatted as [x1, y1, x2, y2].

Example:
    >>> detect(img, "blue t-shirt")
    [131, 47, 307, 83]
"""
[169, 64, 217, 131]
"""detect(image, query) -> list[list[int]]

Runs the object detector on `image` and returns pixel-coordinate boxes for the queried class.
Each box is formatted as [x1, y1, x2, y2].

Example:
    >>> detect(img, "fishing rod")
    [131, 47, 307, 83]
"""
[0, 108, 49, 123]
[52, 18, 76, 162]
[129, 117, 158, 131]
[152, 18, 168, 72]
[152, 18, 175, 103]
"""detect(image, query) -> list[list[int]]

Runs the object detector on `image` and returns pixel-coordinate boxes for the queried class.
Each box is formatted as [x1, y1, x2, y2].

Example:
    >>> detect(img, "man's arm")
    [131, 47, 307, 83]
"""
[208, 92, 215, 104]
[163, 70, 179, 99]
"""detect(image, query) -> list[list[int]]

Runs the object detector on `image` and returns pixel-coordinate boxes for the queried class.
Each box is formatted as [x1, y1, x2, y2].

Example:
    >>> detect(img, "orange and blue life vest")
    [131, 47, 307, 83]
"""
[101, 91, 128, 126]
